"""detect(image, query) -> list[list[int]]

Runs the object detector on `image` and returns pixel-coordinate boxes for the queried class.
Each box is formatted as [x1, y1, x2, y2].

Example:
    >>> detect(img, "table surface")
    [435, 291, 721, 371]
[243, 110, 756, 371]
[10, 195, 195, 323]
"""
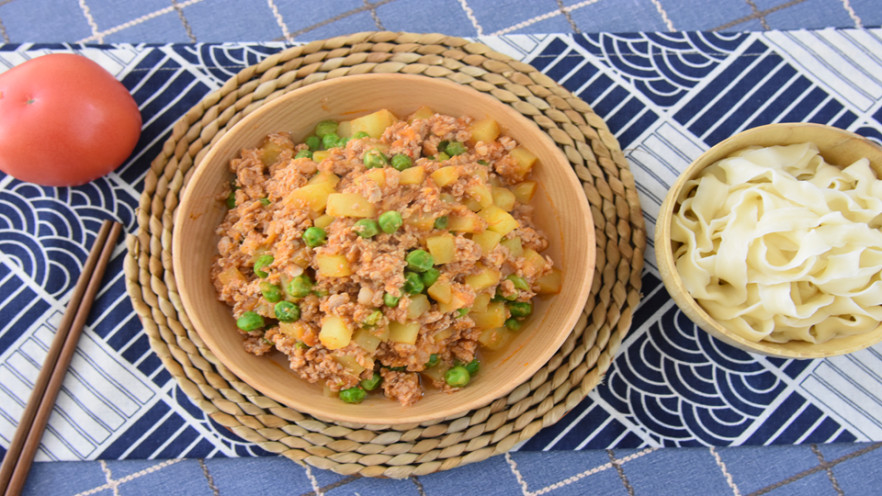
[3, 1, 882, 495]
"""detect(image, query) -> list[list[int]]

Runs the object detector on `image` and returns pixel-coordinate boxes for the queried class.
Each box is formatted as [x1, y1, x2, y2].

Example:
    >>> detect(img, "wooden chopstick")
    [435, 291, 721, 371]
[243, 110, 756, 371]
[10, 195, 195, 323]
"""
[0, 219, 122, 496]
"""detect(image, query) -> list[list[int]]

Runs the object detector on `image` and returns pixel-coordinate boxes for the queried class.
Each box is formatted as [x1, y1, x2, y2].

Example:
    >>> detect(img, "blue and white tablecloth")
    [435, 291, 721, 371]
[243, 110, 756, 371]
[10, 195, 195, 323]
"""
[2, 29, 882, 466]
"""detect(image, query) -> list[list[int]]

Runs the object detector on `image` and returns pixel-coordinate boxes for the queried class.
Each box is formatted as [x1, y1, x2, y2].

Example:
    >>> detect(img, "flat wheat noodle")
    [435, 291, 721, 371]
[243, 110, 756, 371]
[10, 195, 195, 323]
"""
[123, 31, 645, 478]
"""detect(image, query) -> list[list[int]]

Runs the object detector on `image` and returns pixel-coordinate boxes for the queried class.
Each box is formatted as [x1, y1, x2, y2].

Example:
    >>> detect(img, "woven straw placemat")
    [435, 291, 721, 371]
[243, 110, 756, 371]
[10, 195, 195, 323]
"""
[123, 31, 646, 478]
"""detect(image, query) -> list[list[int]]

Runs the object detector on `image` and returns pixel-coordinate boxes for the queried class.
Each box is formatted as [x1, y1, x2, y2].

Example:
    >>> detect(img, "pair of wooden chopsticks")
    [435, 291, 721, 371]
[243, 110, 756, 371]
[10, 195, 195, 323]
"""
[0, 219, 123, 496]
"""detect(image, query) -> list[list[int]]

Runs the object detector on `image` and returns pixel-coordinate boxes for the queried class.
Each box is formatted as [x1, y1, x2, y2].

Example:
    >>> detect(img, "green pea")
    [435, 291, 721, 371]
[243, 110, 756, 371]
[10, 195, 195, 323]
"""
[436, 151, 450, 161]
[363, 149, 389, 169]
[457, 307, 470, 318]
[253, 254, 274, 278]
[353, 219, 379, 238]
[505, 318, 522, 331]
[315, 120, 338, 138]
[295, 149, 312, 159]
[508, 301, 533, 318]
[226, 189, 236, 209]
[260, 282, 283, 303]
[444, 140, 467, 156]
[236, 311, 264, 331]
[294, 341, 310, 350]
[420, 267, 440, 288]
[378, 211, 403, 234]
[363, 309, 383, 327]
[383, 293, 400, 307]
[477, 159, 488, 166]
[390, 153, 413, 171]
[360, 372, 382, 391]
[405, 249, 434, 272]
[305, 135, 321, 150]
[321, 133, 341, 149]
[464, 359, 480, 376]
[286, 275, 314, 299]
[425, 353, 439, 368]
[259, 197, 271, 206]
[433, 216, 448, 229]
[339, 387, 366, 404]
[506, 274, 530, 291]
[403, 271, 425, 294]
[274, 301, 301, 322]
[354, 131, 370, 139]
[303, 226, 327, 247]
[444, 366, 470, 387]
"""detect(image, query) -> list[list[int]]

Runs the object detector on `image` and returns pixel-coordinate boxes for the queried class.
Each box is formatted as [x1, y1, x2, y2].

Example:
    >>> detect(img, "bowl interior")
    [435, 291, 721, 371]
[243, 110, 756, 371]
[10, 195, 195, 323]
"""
[656, 123, 882, 358]
[172, 74, 595, 424]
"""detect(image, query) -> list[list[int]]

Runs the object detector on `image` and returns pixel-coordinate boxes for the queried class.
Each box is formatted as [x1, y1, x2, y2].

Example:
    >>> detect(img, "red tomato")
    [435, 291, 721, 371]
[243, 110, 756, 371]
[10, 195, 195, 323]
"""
[0, 53, 142, 186]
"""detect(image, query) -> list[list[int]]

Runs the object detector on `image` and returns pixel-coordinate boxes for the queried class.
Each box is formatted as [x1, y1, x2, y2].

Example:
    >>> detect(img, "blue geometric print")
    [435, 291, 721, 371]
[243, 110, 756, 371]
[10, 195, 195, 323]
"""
[3, 33, 882, 463]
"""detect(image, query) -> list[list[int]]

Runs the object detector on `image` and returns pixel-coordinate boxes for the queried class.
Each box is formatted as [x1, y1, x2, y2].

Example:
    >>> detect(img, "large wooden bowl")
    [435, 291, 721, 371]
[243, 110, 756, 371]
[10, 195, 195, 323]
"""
[172, 74, 595, 425]
[656, 123, 882, 358]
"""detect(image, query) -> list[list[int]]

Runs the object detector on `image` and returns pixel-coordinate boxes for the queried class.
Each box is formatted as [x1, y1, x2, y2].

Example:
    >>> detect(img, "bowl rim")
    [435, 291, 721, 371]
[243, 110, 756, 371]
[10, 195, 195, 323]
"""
[655, 122, 882, 359]
[171, 73, 595, 424]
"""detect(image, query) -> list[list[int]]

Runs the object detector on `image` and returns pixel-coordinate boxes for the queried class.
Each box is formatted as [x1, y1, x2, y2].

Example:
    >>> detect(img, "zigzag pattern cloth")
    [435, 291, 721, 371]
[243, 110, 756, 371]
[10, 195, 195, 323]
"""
[1, 30, 881, 461]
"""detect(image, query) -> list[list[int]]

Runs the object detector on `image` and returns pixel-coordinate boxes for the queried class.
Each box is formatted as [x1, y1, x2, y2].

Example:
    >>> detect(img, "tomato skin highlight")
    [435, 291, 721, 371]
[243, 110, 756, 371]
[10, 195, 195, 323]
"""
[0, 53, 142, 186]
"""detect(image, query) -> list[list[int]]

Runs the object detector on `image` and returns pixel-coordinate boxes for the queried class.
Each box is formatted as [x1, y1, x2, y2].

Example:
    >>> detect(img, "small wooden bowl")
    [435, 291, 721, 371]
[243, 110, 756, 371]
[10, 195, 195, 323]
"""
[656, 123, 882, 358]
[172, 74, 595, 425]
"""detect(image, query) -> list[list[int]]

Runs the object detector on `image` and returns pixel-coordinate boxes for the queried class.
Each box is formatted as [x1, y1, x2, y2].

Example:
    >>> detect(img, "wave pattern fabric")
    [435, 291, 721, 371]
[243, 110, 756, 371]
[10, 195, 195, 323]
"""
[1, 30, 882, 462]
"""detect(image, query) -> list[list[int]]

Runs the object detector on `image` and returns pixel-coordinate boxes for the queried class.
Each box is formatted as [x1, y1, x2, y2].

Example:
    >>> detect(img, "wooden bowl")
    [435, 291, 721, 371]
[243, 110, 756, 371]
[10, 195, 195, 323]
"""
[656, 123, 882, 358]
[172, 74, 595, 425]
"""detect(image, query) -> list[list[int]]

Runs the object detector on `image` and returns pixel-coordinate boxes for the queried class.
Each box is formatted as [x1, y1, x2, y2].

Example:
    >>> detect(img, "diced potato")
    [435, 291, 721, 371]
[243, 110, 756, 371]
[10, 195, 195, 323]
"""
[470, 301, 506, 329]
[407, 294, 431, 320]
[285, 182, 335, 213]
[438, 291, 468, 313]
[430, 166, 459, 187]
[278, 321, 309, 340]
[410, 105, 434, 121]
[471, 230, 503, 256]
[260, 140, 288, 166]
[500, 237, 523, 257]
[464, 197, 483, 212]
[216, 266, 246, 285]
[334, 353, 365, 375]
[337, 120, 352, 138]
[365, 168, 386, 187]
[469, 118, 500, 143]
[509, 146, 538, 177]
[326, 193, 376, 218]
[512, 181, 537, 204]
[478, 326, 514, 350]
[422, 364, 447, 382]
[426, 233, 456, 264]
[350, 108, 398, 138]
[478, 206, 519, 235]
[308, 170, 340, 187]
[522, 248, 548, 274]
[472, 293, 491, 313]
[320, 315, 352, 350]
[399, 164, 425, 185]
[466, 183, 493, 209]
[352, 327, 383, 352]
[465, 265, 501, 292]
[405, 211, 435, 231]
[315, 254, 352, 278]
[427, 280, 453, 304]
[312, 150, 331, 162]
[432, 327, 454, 344]
[536, 268, 563, 294]
[314, 214, 335, 229]
[389, 321, 420, 345]
[448, 210, 485, 233]
[492, 186, 517, 211]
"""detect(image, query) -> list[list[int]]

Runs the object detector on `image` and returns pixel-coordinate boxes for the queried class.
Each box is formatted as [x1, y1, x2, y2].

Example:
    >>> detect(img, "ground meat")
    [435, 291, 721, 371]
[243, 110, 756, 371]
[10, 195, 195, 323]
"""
[210, 109, 554, 406]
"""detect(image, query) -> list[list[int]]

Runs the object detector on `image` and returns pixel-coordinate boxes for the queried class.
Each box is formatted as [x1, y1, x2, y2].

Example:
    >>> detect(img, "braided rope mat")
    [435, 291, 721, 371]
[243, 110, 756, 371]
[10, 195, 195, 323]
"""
[123, 32, 646, 478]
